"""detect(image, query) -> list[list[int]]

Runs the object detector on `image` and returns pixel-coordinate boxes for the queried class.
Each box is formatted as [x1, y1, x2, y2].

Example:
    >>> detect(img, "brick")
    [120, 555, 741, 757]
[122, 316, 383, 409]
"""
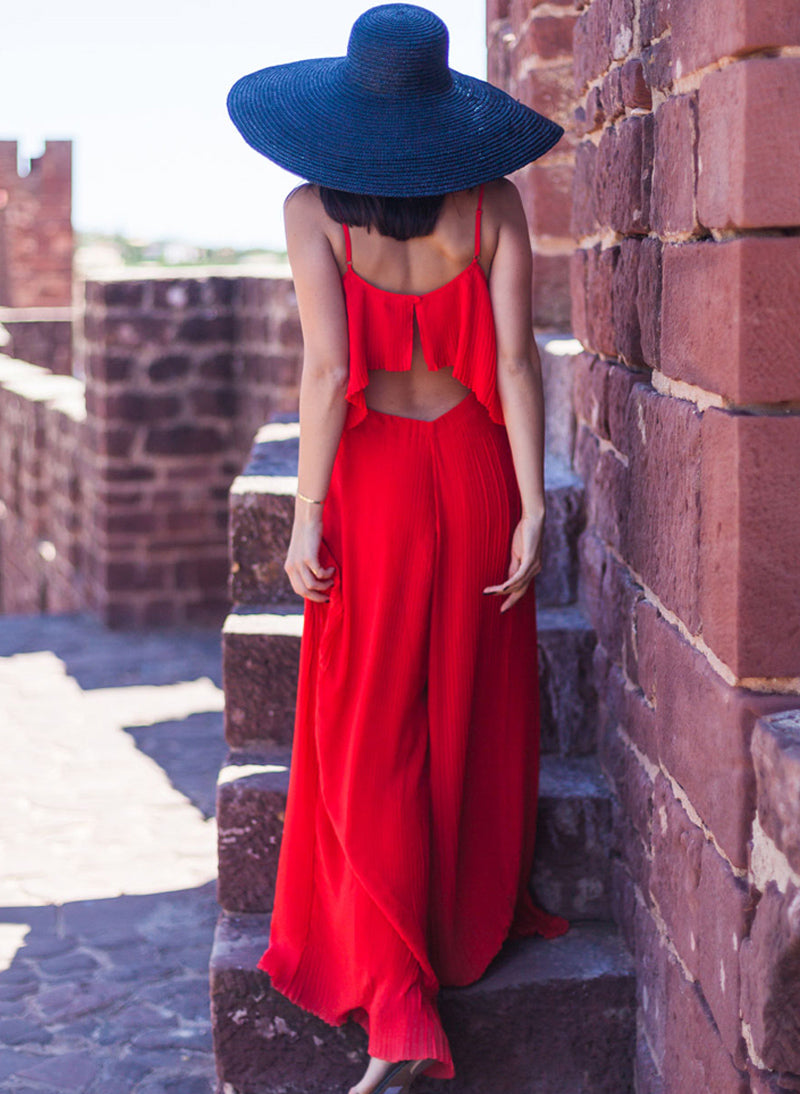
[651, 775, 749, 1062]
[144, 425, 227, 455]
[103, 559, 166, 592]
[229, 490, 297, 608]
[574, 424, 630, 555]
[740, 881, 800, 1076]
[223, 626, 301, 749]
[176, 315, 235, 344]
[104, 392, 182, 422]
[752, 711, 800, 874]
[101, 281, 145, 308]
[574, 0, 612, 93]
[652, 93, 698, 237]
[517, 13, 577, 61]
[662, 947, 749, 1094]
[517, 162, 574, 237]
[148, 355, 190, 382]
[199, 353, 234, 381]
[585, 244, 617, 356]
[595, 116, 651, 234]
[670, 0, 800, 79]
[216, 753, 291, 913]
[698, 58, 800, 230]
[518, 64, 575, 136]
[189, 388, 237, 417]
[600, 66, 624, 121]
[570, 249, 589, 347]
[701, 409, 800, 678]
[571, 142, 598, 238]
[531, 252, 570, 328]
[638, 607, 796, 867]
[612, 238, 643, 365]
[625, 384, 701, 630]
[620, 59, 652, 111]
[636, 236, 662, 367]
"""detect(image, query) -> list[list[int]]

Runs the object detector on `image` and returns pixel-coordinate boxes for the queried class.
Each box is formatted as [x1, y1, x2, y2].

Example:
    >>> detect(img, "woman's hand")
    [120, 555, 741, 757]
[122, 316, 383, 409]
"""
[284, 506, 335, 603]
[483, 509, 545, 613]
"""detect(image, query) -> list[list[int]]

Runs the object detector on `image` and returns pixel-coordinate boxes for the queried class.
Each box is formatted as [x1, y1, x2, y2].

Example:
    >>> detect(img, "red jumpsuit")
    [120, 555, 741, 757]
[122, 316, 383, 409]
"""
[257, 186, 568, 1080]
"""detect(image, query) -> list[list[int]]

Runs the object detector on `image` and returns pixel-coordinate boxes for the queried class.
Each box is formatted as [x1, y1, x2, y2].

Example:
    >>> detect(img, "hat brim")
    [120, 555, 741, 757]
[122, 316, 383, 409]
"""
[227, 57, 564, 196]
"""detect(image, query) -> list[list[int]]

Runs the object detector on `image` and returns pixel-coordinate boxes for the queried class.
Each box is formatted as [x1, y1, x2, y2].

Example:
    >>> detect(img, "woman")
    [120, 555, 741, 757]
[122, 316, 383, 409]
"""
[227, 6, 569, 1092]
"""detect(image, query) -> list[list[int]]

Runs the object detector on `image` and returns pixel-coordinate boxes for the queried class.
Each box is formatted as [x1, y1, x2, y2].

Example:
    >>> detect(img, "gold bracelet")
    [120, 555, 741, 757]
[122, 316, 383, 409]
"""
[296, 491, 324, 506]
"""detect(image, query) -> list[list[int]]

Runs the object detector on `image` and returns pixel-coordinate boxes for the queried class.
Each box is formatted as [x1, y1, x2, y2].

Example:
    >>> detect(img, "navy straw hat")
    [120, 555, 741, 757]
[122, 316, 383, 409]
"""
[226, 3, 564, 196]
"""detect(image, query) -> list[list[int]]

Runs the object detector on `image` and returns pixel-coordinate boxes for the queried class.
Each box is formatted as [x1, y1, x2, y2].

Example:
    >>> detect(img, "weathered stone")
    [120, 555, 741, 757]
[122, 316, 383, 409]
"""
[752, 711, 800, 874]
[585, 244, 618, 356]
[211, 911, 635, 1094]
[637, 235, 662, 367]
[698, 58, 800, 230]
[650, 774, 750, 1062]
[740, 882, 800, 1076]
[537, 604, 598, 757]
[216, 747, 612, 921]
[661, 237, 800, 403]
[612, 238, 644, 365]
[652, 93, 698, 236]
[216, 750, 291, 914]
[531, 251, 571, 328]
[662, 948, 749, 1093]
[222, 613, 302, 749]
[625, 383, 701, 632]
[669, 0, 800, 80]
[621, 58, 652, 110]
[701, 409, 800, 679]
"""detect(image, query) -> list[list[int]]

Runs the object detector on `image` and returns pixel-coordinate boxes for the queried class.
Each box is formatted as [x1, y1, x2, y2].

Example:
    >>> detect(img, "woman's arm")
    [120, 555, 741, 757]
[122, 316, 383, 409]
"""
[483, 178, 547, 613]
[282, 185, 350, 603]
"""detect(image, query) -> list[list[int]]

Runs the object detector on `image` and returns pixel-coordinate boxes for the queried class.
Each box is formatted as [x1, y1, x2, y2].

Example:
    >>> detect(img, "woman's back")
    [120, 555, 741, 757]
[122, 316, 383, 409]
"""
[327, 184, 500, 422]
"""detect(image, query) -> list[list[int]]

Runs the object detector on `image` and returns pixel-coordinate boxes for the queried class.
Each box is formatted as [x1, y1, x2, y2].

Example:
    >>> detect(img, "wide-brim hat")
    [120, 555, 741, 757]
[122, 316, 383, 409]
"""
[227, 3, 564, 196]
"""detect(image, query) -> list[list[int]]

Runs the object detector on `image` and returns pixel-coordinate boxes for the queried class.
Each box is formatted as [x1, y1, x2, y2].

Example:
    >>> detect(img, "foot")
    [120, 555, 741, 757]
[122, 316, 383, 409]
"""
[348, 1056, 433, 1094]
[348, 1056, 393, 1094]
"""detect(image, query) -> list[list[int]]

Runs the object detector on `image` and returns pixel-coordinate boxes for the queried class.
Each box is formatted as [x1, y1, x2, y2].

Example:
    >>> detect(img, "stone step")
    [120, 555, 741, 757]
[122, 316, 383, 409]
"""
[216, 751, 612, 923]
[209, 912, 635, 1094]
[222, 602, 598, 755]
[228, 422, 585, 609]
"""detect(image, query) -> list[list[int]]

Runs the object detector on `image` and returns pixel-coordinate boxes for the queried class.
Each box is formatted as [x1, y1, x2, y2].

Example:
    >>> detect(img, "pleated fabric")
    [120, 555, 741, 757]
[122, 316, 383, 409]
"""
[258, 391, 569, 1080]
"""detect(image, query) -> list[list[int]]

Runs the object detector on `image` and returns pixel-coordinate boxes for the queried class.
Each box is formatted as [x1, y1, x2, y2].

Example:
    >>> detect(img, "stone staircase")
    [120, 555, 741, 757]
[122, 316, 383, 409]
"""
[209, 421, 635, 1094]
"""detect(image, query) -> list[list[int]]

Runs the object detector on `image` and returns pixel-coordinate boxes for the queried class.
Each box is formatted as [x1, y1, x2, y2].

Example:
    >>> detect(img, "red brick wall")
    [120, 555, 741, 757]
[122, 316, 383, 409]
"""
[0, 141, 73, 308]
[492, 1, 800, 1090]
[0, 272, 302, 627]
[487, 0, 579, 328]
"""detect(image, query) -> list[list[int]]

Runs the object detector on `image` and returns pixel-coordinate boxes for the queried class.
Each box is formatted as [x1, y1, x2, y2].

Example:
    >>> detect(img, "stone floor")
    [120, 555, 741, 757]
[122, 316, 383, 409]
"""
[0, 613, 230, 1094]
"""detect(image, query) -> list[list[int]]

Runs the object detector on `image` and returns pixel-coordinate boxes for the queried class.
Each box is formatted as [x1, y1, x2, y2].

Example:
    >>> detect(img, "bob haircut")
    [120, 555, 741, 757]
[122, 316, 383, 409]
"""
[318, 186, 445, 241]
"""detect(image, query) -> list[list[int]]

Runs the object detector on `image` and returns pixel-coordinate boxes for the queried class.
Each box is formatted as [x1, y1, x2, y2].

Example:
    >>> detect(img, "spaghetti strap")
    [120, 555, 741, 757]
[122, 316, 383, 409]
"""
[343, 222, 353, 268]
[474, 184, 484, 260]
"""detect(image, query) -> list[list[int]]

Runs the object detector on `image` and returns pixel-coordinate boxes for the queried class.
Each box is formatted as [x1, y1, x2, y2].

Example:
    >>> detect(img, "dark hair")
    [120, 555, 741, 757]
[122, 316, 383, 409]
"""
[318, 186, 445, 241]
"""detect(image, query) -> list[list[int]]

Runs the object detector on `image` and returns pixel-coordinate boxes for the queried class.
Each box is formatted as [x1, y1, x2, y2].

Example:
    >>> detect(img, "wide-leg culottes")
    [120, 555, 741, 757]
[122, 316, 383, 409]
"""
[258, 391, 568, 1080]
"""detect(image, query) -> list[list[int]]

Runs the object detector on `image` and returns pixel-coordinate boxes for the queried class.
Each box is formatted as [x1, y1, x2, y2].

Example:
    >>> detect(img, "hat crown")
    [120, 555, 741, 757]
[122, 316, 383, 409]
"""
[344, 4, 452, 97]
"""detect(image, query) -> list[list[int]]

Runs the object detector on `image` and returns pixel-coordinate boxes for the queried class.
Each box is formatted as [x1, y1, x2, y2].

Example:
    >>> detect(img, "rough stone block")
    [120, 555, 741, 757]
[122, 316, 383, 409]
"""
[637, 235, 662, 367]
[595, 116, 651, 235]
[740, 882, 800, 1078]
[531, 251, 571, 328]
[573, 0, 612, 93]
[573, 423, 630, 554]
[698, 58, 800, 229]
[517, 162, 574, 237]
[211, 913, 635, 1094]
[222, 611, 303, 749]
[701, 409, 800, 678]
[662, 942, 749, 1093]
[661, 236, 800, 403]
[571, 141, 598, 238]
[621, 59, 652, 111]
[585, 244, 618, 357]
[625, 384, 702, 632]
[638, 607, 797, 868]
[517, 13, 578, 61]
[752, 711, 800, 875]
[216, 750, 291, 914]
[670, 0, 800, 80]
[650, 774, 749, 1062]
[612, 238, 644, 365]
[652, 93, 698, 237]
[532, 604, 601, 757]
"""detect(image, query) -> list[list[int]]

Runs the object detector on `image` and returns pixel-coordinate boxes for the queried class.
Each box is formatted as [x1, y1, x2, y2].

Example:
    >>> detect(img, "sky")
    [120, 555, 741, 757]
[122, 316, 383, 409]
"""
[3, 1, 485, 252]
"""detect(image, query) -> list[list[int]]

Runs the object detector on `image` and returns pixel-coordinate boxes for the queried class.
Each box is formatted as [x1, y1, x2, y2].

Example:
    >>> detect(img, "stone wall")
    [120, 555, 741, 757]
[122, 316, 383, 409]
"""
[0, 141, 73, 308]
[0, 307, 73, 375]
[488, 1, 800, 1090]
[0, 272, 303, 627]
